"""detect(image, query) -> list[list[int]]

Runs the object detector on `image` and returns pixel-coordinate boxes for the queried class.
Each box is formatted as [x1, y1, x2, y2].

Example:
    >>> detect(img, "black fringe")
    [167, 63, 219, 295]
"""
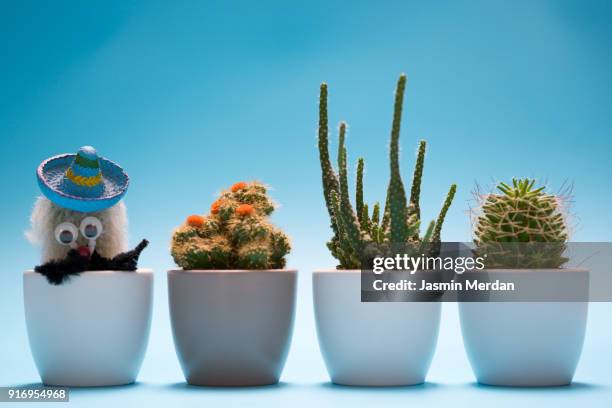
[34, 239, 149, 285]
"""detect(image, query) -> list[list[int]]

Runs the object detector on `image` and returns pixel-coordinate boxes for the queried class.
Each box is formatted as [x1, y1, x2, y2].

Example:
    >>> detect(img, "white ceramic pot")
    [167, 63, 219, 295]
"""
[168, 269, 297, 386]
[23, 269, 153, 387]
[313, 269, 441, 386]
[459, 269, 589, 387]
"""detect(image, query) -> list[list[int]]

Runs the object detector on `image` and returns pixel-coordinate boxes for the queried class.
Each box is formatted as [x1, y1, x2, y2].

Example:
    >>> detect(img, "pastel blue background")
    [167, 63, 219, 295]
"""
[1, 0, 612, 406]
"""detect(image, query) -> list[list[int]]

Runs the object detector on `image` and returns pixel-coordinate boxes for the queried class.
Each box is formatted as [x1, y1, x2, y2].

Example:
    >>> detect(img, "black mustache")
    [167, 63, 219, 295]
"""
[34, 239, 149, 285]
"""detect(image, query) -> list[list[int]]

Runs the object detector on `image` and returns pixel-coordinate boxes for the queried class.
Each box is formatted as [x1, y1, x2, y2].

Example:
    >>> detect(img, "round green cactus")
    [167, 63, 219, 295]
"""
[171, 181, 291, 270]
[474, 178, 569, 268]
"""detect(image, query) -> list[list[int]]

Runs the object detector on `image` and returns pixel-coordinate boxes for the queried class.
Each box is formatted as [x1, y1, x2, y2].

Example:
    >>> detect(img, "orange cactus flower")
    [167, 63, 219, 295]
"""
[186, 214, 205, 227]
[235, 204, 255, 216]
[231, 181, 248, 192]
[210, 200, 223, 214]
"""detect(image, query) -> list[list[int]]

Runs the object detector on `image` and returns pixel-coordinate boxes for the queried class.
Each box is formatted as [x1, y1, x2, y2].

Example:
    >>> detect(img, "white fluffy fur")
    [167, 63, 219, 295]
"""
[26, 197, 128, 263]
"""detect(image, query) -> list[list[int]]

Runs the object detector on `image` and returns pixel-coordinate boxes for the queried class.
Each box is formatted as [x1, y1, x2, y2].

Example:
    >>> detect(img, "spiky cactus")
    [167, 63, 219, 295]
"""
[474, 178, 569, 268]
[171, 181, 291, 270]
[318, 74, 457, 269]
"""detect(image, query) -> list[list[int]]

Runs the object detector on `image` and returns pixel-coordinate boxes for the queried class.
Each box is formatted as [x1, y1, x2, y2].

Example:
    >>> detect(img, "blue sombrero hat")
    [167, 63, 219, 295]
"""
[37, 146, 129, 213]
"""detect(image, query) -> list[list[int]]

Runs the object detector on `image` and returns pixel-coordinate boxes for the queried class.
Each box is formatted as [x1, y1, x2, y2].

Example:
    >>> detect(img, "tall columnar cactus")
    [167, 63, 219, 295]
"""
[474, 178, 569, 268]
[171, 181, 291, 270]
[318, 74, 457, 269]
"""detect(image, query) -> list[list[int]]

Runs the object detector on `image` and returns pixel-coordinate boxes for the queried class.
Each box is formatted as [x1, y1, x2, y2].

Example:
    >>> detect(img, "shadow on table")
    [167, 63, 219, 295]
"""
[166, 381, 292, 393]
[468, 382, 609, 394]
[318, 381, 441, 392]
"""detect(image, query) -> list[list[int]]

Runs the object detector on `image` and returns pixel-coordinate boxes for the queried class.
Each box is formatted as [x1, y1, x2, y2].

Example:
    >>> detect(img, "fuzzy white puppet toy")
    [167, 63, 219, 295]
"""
[27, 197, 128, 263]
[29, 146, 148, 285]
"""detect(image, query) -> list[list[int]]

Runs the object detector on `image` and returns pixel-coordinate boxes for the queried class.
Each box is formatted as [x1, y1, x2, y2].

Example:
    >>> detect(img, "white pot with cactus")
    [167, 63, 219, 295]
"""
[25, 146, 152, 387]
[459, 179, 588, 387]
[168, 181, 296, 386]
[313, 76, 456, 386]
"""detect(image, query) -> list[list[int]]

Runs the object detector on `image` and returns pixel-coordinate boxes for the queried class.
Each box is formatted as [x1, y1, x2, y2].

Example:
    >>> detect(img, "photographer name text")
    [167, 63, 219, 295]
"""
[372, 279, 515, 292]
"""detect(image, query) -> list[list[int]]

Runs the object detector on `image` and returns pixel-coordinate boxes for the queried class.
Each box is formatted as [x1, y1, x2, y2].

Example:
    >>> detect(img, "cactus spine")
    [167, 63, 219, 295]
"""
[474, 178, 569, 268]
[171, 181, 290, 270]
[318, 74, 457, 269]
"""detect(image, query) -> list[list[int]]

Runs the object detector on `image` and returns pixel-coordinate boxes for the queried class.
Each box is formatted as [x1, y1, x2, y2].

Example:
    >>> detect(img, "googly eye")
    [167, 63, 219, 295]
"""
[80, 217, 103, 240]
[54, 222, 78, 246]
